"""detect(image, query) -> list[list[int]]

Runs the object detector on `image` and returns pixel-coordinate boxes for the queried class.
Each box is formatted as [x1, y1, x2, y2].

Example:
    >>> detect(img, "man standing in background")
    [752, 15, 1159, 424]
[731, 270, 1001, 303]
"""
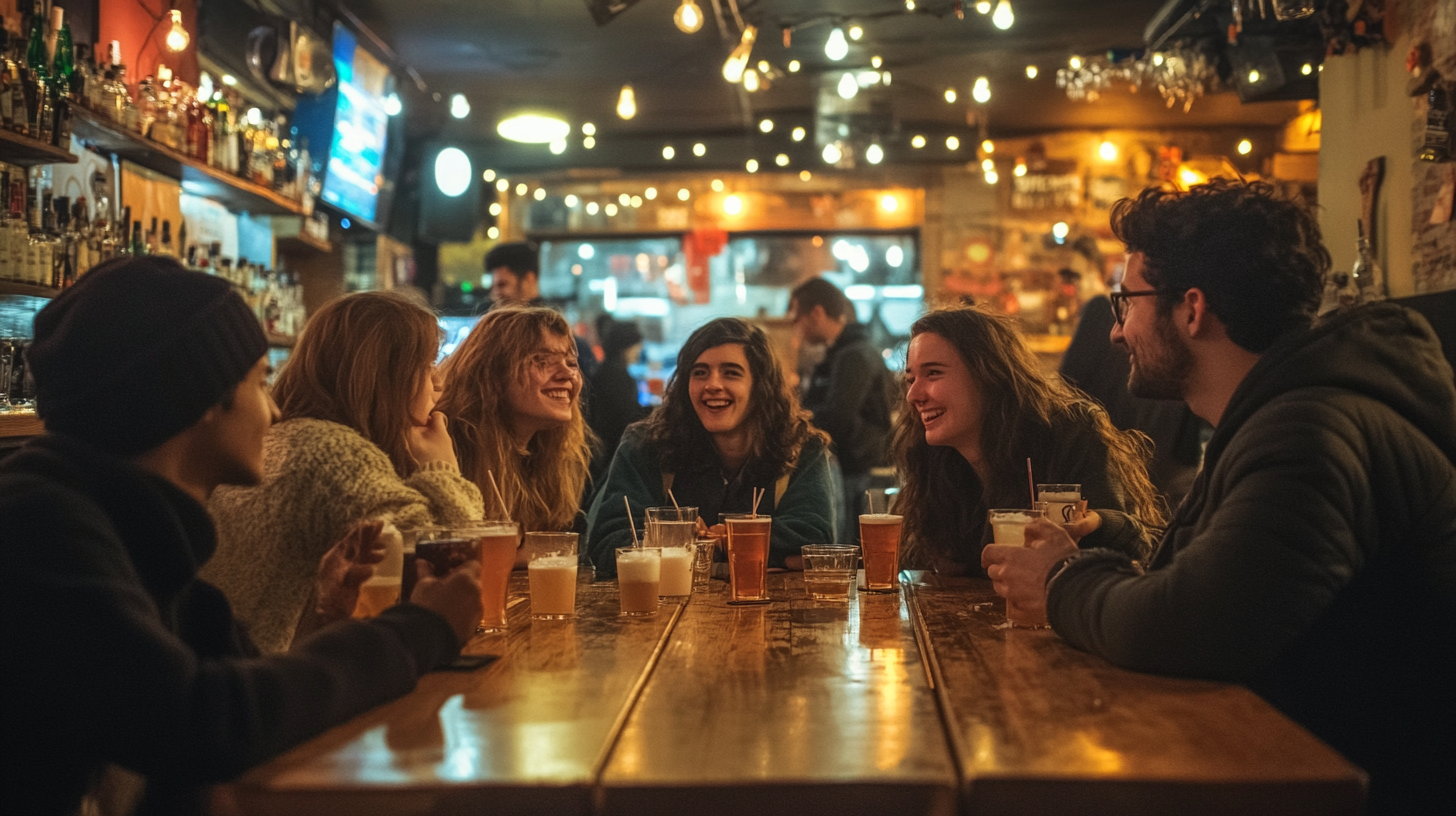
[485, 241, 599, 382]
[789, 278, 895, 541]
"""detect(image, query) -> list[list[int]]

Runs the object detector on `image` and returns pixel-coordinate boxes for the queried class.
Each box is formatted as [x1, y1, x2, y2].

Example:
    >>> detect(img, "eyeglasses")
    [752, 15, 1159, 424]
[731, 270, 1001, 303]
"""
[1109, 289, 1161, 326]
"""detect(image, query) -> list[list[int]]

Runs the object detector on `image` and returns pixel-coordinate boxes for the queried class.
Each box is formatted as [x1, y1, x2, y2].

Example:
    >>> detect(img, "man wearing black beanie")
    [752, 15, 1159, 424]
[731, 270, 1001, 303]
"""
[0, 257, 484, 815]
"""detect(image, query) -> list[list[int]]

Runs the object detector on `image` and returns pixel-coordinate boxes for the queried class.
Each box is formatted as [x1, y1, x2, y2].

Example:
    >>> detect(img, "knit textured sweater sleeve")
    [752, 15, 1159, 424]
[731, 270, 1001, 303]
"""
[205, 418, 484, 653]
[584, 425, 664, 578]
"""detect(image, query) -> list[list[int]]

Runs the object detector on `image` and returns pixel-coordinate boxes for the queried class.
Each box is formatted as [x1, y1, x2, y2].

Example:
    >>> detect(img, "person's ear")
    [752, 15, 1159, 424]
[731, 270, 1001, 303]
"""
[1183, 288, 1212, 338]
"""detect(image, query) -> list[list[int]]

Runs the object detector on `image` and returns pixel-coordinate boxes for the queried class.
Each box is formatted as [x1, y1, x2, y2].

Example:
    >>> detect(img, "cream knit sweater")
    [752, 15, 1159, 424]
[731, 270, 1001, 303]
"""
[204, 417, 484, 653]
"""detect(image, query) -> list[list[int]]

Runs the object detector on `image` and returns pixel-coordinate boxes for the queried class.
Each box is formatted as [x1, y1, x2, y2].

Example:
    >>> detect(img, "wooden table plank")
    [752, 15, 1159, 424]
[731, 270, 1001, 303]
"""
[227, 572, 683, 816]
[908, 573, 1367, 816]
[599, 572, 959, 816]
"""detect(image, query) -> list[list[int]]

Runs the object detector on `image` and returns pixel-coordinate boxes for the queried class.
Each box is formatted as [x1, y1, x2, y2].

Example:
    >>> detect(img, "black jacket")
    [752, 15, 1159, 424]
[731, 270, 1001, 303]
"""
[587, 360, 649, 483]
[0, 435, 462, 815]
[1047, 304, 1456, 814]
[802, 323, 894, 475]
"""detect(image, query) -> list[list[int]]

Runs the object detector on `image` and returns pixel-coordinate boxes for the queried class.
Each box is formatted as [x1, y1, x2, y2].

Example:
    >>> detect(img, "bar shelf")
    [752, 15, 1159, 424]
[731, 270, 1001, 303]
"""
[0, 281, 61, 298]
[0, 127, 80, 167]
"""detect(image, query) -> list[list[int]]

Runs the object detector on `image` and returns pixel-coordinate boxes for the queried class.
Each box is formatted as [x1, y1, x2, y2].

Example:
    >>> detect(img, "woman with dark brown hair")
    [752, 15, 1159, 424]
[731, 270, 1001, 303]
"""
[436, 306, 593, 543]
[584, 318, 839, 577]
[206, 292, 484, 653]
[895, 304, 1164, 575]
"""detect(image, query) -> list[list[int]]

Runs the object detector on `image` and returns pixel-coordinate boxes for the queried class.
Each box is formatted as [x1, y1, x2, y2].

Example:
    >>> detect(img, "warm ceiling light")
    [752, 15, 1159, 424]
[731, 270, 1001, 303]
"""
[866, 144, 884, 164]
[743, 69, 761, 92]
[1099, 141, 1118, 161]
[982, 158, 995, 171]
[1013, 160, 1027, 176]
[1052, 221, 1070, 240]
[617, 85, 637, 119]
[880, 194, 898, 212]
[746, 158, 760, 173]
[759, 118, 774, 133]
[496, 179, 510, 192]
[450, 93, 471, 119]
[758, 60, 771, 74]
[606, 203, 619, 216]
[673, 0, 704, 33]
[663, 145, 676, 160]
[985, 169, 999, 184]
[992, 0, 1014, 30]
[911, 135, 926, 148]
[944, 88, 958, 103]
[483, 169, 496, 182]
[489, 202, 502, 215]
[1069, 55, 1083, 70]
[981, 139, 994, 154]
[1152, 53, 1165, 67]
[825, 28, 849, 61]
[166, 9, 190, 52]
[946, 136, 961, 150]
[497, 113, 571, 143]
[549, 138, 567, 155]
[645, 187, 658, 199]
[515, 183, 528, 196]
[1237, 139, 1253, 155]
[792, 126, 807, 142]
[800, 170, 812, 181]
[434, 147, 471, 197]
[723, 26, 757, 82]
[905, 0, 916, 10]
[583, 136, 596, 149]
[975, 0, 991, 12]
[631, 195, 642, 208]
[723, 194, 743, 215]
[972, 77, 991, 103]
[849, 25, 864, 40]
[586, 201, 599, 214]
[1248, 69, 1261, 83]
[822, 143, 843, 163]
[382, 93, 403, 116]
[775, 153, 790, 166]
[872, 55, 883, 68]
[564, 195, 579, 207]
[788, 59, 801, 72]
[221, 74, 238, 86]
[678, 188, 692, 200]
[582, 122, 597, 136]
[711, 178, 725, 192]
[1025, 65, 1038, 79]
[693, 142, 706, 156]
[1301, 62, 1313, 75]
[533, 188, 546, 201]
[838, 73, 859, 99]
[487, 226, 500, 239]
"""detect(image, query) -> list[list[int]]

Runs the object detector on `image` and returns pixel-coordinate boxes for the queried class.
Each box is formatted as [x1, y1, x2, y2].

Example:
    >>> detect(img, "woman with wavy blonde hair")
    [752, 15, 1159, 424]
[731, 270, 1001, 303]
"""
[895, 304, 1165, 576]
[437, 307, 593, 541]
[206, 291, 484, 652]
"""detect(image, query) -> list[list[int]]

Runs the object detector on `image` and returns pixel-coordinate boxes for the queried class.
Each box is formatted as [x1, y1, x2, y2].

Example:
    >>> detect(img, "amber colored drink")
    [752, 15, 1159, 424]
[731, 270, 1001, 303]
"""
[352, 577, 401, 618]
[477, 526, 521, 632]
[617, 547, 662, 616]
[859, 514, 903, 593]
[725, 515, 772, 603]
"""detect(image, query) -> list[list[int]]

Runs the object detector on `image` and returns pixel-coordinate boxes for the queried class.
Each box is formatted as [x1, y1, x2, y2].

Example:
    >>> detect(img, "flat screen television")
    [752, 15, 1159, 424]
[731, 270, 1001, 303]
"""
[293, 22, 391, 228]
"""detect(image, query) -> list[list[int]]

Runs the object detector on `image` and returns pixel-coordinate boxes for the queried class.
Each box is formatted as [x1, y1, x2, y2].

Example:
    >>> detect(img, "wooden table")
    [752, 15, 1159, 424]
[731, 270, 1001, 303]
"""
[225, 571, 1366, 816]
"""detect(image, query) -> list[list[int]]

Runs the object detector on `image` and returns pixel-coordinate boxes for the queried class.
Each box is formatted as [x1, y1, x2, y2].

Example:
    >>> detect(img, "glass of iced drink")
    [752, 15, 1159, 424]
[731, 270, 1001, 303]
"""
[1036, 484, 1083, 526]
[801, 545, 858, 601]
[352, 522, 404, 618]
[723, 514, 772, 604]
[987, 508, 1048, 628]
[526, 532, 578, 620]
[617, 547, 662, 616]
[858, 513, 903, 593]
[691, 537, 717, 593]
[645, 506, 698, 600]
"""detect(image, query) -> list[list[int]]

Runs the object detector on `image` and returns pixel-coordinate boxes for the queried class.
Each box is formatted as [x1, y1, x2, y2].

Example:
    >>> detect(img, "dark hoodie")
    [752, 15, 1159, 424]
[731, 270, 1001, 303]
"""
[1046, 303, 1456, 814]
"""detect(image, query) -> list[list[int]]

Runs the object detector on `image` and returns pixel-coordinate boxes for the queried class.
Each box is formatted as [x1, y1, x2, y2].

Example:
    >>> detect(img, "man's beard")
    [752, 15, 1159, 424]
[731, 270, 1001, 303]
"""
[1127, 313, 1193, 400]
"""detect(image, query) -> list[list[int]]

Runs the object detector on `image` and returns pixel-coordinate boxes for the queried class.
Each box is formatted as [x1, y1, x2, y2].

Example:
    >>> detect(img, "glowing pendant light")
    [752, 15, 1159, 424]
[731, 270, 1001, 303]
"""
[617, 85, 637, 119]
[824, 27, 849, 61]
[673, 0, 704, 34]
[992, 0, 1014, 30]
[722, 26, 757, 83]
[165, 9, 190, 52]
[837, 72, 858, 99]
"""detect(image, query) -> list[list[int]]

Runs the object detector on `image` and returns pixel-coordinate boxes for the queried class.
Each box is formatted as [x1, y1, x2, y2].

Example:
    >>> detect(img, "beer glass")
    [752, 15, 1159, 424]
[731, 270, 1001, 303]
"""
[858, 513, 903, 593]
[988, 508, 1048, 628]
[723, 514, 772, 604]
[1036, 484, 1084, 526]
[526, 532, 578, 620]
[617, 547, 662, 616]
[645, 506, 697, 599]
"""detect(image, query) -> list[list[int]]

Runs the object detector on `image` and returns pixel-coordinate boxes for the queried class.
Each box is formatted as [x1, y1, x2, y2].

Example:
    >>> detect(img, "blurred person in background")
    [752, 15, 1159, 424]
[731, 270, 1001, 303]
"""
[438, 307, 593, 560]
[486, 241, 598, 383]
[207, 292, 485, 653]
[1, 258, 481, 816]
[789, 277, 895, 541]
[586, 318, 839, 577]
[896, 305, 1165, 576]
[588, 317, 650, 485]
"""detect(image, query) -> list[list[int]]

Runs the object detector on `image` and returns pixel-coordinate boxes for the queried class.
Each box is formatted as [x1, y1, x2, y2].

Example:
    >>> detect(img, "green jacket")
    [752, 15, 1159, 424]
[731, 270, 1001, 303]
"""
[586, 424, 840, 577]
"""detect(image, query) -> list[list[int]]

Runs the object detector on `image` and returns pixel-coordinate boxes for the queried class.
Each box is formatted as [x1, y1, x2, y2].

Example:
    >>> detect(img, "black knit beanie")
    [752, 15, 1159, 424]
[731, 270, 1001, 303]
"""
[27, 256, 268, 456]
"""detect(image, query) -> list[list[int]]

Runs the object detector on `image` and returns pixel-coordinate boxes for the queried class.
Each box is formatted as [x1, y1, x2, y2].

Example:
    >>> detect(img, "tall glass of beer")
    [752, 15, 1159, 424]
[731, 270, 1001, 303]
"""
[723, 513, 772, 604]
[525, 532, 578, 620]
[859, 513, 903, 593]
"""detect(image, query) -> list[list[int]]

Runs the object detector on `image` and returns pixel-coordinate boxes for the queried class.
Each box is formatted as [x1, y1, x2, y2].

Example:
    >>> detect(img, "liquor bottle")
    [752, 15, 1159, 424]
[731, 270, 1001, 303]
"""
[52, 196, 73, 288]
[145, 217, 158, 255]
[0, 31, 17, 132]
[129, 220, 143, 256]
[1350, 221, 1386, 304]
[158, 219, 175, 258]
[9, 172, 26, 278]
[1420, 86, 1451, 163]
[0, 165, 11, 281]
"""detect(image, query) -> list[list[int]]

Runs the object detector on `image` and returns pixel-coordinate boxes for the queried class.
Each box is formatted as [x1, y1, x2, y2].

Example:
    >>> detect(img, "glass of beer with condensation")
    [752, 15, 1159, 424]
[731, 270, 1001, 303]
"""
[723, 514, 772, 604]
[858, 513, 903, 593]
[526, 532, 578, 620]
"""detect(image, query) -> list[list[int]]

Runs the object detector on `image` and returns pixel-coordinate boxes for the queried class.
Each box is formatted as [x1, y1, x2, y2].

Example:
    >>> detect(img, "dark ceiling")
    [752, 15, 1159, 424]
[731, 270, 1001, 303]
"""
[349, 0, 1303, 152]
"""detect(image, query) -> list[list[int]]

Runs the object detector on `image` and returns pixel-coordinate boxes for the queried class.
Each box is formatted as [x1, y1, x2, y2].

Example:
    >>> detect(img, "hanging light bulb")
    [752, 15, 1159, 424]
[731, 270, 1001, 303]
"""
[905, 0, 916, 10]
[945, 88, 958, 103]
[745, 159, 759, 173]
[838, 73, 859, 99]
[723, 26, 757, 83]
[822, 143, 843, 164]
[975, 1, 991, 12]
[693, 142, 706, 156]
[911, 135, 926, 148]
[788, 59, 801, 72]
[165, 9, 190, 52]
[972, 76, 991, 103]
[791, 126, 806, 142]
[866, 143, 884, 164]
[382, 93, 402, 116]
[617, 85, 637, 119]
[1069, 55, 1083, 70]
[946, 136, 960, 150]
[981, 140, 995, 154]
[825, 28, 849, 61]
[673, 0, 704, 33]
[849, 25, 864, 40]
[759, 118, 774, 133]
[743, 69, 761, 92]
[1013, 159, 1027, 176]
[872, 55, 883, 68]
[775, 153, 790, 166]
[992, 0, 1014, 29]
[1025, 65, 1038, 79]
[450, 93, 470, 119]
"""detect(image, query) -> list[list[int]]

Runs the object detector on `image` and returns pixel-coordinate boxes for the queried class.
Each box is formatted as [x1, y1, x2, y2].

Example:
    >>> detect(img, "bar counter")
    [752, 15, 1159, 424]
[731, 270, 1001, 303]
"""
[221, 572, 1365, 816]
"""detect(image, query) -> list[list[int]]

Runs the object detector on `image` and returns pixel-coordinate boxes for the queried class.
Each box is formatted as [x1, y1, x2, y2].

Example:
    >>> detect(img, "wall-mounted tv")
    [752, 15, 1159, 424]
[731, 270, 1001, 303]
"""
[294, 22, 391, 228]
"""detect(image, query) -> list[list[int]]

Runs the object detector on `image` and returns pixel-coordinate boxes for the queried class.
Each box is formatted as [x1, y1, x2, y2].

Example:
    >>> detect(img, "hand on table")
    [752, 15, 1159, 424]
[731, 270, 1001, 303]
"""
[408, 411, 459, 470]
[315, 519, 388, 621]
[981, 518, 1079, 619]
[411, 559, 483, 644]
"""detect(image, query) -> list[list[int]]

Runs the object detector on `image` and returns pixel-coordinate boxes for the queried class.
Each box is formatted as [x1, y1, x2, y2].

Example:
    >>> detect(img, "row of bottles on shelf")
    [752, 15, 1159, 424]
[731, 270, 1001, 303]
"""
[1, 3, 319, 208]
[0, 160, 305, 339]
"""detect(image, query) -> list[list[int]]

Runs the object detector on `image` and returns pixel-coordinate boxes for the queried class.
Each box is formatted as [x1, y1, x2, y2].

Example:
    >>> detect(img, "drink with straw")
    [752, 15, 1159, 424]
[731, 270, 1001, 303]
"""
[724, 512, 771, 604]
[645, 506, 697, 599]
[1036, 483, 1083, 526]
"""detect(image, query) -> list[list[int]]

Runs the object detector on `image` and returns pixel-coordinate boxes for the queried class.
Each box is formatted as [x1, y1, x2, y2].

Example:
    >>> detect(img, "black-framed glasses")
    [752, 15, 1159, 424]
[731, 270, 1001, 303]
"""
[1109, 289, 1161, 326]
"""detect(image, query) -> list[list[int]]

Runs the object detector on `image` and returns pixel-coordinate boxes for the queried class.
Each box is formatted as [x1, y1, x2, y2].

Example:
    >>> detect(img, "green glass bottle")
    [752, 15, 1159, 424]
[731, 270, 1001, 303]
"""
[52, 23, 73, 92]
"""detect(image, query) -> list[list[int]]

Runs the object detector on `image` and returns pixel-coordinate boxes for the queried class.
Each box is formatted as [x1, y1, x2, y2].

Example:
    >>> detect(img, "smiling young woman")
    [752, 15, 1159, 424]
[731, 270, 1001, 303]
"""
[436, 307, 593, 541]
[584, 318, 839, 578]
[895, 305, 1165, 575]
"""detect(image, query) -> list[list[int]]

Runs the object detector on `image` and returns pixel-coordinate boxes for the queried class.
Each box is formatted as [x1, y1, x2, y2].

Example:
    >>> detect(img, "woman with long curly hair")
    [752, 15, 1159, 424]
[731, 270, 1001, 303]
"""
[206, 291, 484, 653]
[895, 304, 1164, 575]
[436, 307, 593, 552]
[585, 318, 839, 577]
